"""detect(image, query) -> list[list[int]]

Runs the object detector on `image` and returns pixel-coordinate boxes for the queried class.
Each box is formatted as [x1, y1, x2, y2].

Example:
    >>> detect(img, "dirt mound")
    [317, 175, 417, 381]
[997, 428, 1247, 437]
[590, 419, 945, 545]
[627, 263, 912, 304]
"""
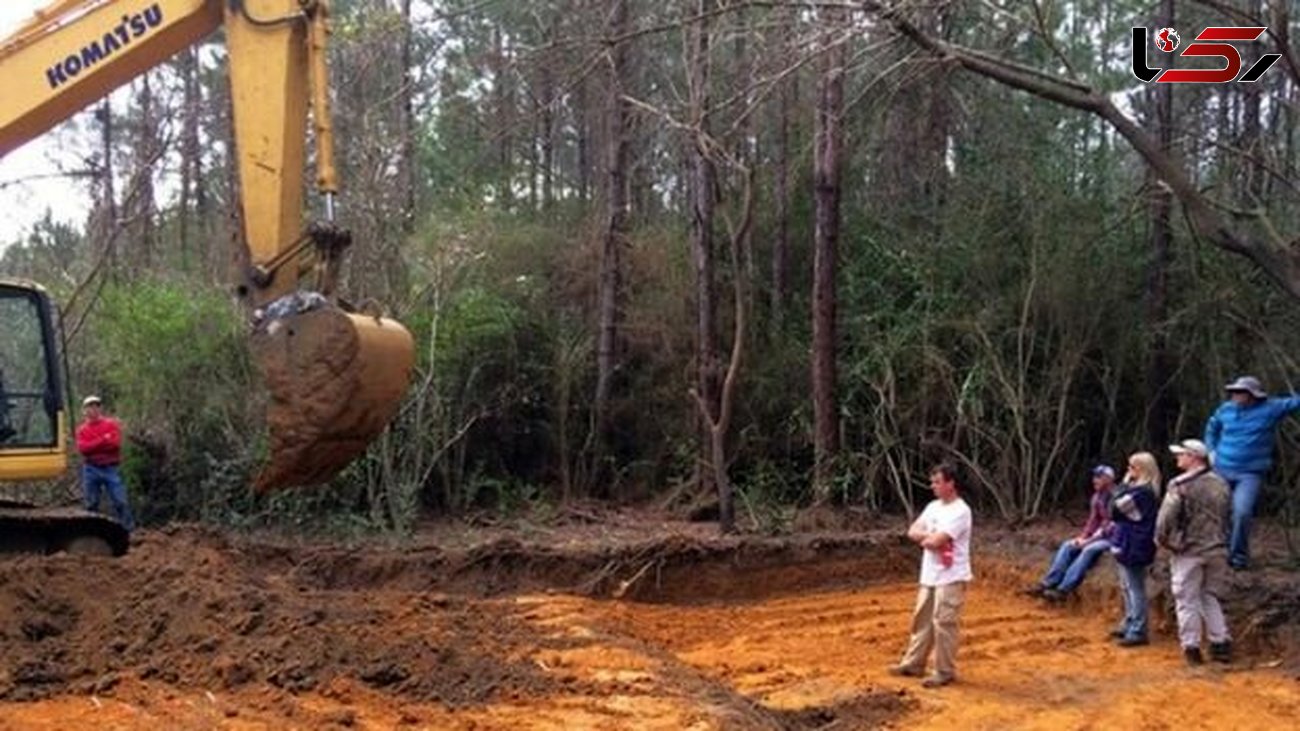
[0, 526, 554, 705]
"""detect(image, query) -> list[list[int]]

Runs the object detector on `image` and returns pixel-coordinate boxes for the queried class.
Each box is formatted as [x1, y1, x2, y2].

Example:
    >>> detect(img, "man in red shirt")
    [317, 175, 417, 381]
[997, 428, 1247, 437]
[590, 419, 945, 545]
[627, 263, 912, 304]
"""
[76, 395, 134, 531]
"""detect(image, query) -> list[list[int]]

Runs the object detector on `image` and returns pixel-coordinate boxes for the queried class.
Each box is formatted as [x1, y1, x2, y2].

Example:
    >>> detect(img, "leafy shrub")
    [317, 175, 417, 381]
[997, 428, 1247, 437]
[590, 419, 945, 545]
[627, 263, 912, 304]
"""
[74, 279, 257, 524]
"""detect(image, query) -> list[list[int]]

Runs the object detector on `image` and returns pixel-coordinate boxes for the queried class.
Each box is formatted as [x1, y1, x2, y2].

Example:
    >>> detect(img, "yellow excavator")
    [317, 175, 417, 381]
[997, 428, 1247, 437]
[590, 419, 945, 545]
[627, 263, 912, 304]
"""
[0, 0, 415, 555]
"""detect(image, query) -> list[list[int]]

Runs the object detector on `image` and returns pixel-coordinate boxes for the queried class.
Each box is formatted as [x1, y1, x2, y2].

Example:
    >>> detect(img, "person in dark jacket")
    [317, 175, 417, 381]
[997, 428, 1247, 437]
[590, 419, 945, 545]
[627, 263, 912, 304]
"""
[1108, 452, 1161, 647]
[1204, 375, 1300, 569]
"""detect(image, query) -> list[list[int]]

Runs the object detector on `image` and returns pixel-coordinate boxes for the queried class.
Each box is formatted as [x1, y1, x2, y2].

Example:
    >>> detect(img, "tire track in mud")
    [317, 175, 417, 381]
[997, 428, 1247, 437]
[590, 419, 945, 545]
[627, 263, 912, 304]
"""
[505, 592, 914, 730]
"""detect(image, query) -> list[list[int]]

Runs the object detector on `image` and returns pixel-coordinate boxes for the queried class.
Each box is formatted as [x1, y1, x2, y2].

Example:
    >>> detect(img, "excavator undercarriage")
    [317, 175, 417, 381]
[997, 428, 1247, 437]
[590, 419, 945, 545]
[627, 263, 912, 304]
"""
[0, 501, 130, 556]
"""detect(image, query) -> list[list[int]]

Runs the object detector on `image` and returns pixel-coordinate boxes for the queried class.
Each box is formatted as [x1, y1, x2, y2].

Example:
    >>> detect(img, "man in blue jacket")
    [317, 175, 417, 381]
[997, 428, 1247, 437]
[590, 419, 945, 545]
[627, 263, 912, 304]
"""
[1204, 375, 1300, 569]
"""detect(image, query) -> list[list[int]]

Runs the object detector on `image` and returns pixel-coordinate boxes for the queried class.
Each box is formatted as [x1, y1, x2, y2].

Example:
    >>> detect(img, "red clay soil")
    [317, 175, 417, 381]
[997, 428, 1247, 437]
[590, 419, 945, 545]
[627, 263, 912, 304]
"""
[0, 512, 1298, 729]
[0, 526, 558, 706]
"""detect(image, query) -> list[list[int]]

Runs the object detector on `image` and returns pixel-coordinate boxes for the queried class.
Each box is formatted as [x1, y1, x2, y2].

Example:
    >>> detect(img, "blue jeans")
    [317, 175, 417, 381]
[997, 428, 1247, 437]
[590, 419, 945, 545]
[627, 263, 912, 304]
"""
[1041, 538, 1111, 592]
[1215, 467, 1262, 568]
[83, 463, 134, 532]
[1117, 562, 1148, 640]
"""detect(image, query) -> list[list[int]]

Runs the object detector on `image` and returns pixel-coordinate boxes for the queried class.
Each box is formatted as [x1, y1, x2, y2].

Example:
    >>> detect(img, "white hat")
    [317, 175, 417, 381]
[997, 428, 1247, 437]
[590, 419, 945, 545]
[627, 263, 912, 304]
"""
[82, 395, 102, 407]
[1224, 375, 1266, 399]
[1169, 439, 1208, 459]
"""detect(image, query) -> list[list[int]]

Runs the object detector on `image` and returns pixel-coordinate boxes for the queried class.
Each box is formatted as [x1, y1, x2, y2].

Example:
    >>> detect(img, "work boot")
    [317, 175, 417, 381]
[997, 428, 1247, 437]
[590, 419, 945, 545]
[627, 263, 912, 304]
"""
[921, 673, 955, 688]
[1108, 628, 1126, 640]
[887, 664, 923, 678]
[1209, 641, 1232, 664]
[1183, 647, 1204, 666]
[1117, 635, 1149, 647]
[1042, 588, 1067, 603]
[1020, 584, 1048, 597]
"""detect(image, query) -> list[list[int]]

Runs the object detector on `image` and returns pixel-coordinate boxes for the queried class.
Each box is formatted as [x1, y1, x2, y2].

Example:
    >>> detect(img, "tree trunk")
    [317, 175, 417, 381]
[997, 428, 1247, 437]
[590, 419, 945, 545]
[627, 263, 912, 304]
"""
[493, 26, 514, 211]
[689, 0, 718, 498]
[576, 75, 591, 203]
[876, 4, 950, 223]
[1143, 0, 1175, 451]
[770, 23, 793, 334]
[93, 101, 117, 273]
[811, 20, 844, 501]
[135, 73, 157, 271]
[695, 175, 755, 535]
[733, 6, 755, 290]
[178, 48, 198, 271]
[593, 0, 632, 490]
[540, 27, 556, 211]
[528, 109, 539, 211]
[400, 0, 417, 235]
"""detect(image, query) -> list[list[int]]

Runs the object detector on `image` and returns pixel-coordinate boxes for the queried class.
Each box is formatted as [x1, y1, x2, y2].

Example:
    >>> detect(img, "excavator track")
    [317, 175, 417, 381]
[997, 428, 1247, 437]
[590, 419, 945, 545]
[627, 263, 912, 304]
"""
[0, 500, 129, 557]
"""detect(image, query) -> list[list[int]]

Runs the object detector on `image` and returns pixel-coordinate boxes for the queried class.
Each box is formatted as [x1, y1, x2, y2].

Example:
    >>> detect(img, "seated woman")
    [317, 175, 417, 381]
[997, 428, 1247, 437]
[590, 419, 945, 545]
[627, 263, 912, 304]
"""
[1023, 465, 1117, 601]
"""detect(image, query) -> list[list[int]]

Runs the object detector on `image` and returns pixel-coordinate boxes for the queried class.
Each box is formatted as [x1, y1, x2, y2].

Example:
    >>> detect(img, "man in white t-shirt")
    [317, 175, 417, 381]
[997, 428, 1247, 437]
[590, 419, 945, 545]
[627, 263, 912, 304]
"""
[888, 462, 974, 688]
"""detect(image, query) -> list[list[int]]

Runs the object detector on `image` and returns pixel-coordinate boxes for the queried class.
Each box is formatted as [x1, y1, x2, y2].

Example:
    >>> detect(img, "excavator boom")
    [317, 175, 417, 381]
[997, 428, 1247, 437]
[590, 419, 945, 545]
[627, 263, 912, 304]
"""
[0, 1, 414, 500]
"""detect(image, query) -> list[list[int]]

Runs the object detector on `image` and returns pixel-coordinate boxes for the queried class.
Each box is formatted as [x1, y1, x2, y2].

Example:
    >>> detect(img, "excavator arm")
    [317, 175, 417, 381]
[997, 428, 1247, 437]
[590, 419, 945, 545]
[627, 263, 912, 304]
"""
[0, 0, 414, 491]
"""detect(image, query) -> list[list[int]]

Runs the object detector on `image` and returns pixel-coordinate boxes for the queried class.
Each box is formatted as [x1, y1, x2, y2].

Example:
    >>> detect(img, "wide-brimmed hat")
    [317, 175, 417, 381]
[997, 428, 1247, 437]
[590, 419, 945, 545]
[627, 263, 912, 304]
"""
[1224, 375, 1266, 399]
[1169, 439, 1209, 459]
[82, 395, 102, 407]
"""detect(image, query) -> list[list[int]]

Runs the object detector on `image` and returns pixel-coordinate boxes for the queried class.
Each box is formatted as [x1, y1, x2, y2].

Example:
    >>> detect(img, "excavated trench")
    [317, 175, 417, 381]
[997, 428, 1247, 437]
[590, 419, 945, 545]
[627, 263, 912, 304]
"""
[0, 522, 1298, 730]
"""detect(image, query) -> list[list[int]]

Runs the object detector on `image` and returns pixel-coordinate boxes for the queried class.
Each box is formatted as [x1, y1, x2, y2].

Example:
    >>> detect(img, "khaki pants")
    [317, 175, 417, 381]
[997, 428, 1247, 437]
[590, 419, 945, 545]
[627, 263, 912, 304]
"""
[1170, 554, 1230, 649]
[899, 581, 967, 678]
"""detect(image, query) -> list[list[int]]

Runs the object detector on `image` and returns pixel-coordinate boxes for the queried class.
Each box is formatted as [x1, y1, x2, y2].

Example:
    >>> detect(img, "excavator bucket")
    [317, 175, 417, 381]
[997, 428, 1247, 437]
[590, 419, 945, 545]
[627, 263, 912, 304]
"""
[249, 304, 414, 491]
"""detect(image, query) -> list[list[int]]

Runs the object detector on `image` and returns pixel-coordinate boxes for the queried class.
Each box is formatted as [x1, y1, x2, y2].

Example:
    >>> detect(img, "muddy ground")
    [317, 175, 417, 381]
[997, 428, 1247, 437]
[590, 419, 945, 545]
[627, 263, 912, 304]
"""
[1, 510, 1298, 729]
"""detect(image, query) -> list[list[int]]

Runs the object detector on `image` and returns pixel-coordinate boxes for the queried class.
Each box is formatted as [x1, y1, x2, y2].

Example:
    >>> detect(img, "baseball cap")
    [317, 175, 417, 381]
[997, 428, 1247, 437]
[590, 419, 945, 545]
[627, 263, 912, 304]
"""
[1091, 464, 1116, 479]
[82, 395, 102, 407]
[1169, 439, 1209, 458]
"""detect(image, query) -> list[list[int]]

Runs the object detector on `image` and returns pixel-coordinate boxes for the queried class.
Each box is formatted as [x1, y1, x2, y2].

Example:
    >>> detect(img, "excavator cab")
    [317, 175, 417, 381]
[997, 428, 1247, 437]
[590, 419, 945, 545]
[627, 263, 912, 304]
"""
[0, 279, 67, 481]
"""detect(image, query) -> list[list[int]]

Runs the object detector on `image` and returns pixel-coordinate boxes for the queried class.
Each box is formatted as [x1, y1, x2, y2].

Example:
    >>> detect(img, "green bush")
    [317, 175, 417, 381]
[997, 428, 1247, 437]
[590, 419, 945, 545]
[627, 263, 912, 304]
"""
[74, 279, 257, 524]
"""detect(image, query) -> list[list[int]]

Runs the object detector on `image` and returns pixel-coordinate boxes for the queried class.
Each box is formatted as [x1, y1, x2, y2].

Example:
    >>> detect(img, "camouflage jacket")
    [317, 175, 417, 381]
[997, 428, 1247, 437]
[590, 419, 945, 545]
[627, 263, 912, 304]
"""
[1155, 469, 1230, 557]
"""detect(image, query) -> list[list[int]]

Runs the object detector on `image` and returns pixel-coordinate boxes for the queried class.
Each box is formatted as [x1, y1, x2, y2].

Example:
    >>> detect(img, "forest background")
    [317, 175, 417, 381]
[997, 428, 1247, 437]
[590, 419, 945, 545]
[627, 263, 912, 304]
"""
[3, 0, 1299, 540]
